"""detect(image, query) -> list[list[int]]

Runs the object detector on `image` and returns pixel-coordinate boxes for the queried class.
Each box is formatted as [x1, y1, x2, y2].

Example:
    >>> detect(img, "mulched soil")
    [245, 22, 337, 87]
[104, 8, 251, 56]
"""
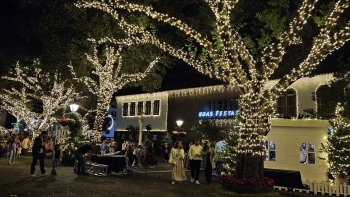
[0, 156, 327, 197]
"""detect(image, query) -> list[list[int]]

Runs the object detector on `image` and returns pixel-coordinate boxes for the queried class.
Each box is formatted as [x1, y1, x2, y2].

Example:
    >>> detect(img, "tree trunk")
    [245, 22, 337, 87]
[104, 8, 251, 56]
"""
[92, 96, 111, 142]
[234, 94, 271, 180]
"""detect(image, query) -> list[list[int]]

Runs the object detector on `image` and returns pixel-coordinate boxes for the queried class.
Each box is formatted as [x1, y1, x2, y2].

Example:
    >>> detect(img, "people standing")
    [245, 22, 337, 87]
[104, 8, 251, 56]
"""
[188, 138, 203, 184]
[21, 135, 30, 155]
[169, 141, 186, 185]
[7, 134, 17, 164]
[162, 143, 170, 162]
[121, 140, 127, 155]
[100, 140, 108, 155]
[132, 145, 142, 167]
[215, 137, 225, 176]
[74, 143, 92, 175]
[30, 131, 47, 176]
[109, 138, 116, 153]
[202, 141, 216, 185]
[51, 144, 61, 175]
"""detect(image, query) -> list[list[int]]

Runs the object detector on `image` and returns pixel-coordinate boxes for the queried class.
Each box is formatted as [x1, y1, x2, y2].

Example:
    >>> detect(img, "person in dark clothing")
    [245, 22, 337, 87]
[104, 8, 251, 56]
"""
[202, 141, 216, 185]
[51, 144, 61, 175]
[30, 131, 47, 176]
[74, 143, 93, 175]
[162, 143, 170, 162]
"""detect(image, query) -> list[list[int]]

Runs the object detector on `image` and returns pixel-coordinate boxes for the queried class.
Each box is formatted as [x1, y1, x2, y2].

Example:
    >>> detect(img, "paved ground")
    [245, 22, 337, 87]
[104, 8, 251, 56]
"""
[0, 156, 327, 197]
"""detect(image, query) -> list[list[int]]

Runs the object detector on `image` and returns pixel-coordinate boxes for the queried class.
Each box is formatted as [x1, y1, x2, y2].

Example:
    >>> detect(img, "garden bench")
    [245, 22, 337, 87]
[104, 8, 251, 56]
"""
[264, 168, 309, 195]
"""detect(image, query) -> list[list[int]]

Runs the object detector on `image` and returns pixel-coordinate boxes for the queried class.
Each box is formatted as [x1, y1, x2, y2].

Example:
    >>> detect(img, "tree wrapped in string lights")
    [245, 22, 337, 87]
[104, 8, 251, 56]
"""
[78, 0, 350, 179]
[0, 60, 76, 134]
[69, 39, 159, 142]
[320, 103, 350, 183]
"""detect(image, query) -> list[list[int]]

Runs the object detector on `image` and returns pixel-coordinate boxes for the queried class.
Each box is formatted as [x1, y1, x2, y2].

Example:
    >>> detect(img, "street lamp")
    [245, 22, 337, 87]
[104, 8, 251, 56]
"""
[176, 120, 183, 132]
[69, 104, 79, 112]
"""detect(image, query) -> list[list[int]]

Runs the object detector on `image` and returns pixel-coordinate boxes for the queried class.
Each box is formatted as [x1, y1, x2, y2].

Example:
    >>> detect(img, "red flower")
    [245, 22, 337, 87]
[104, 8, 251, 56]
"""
[219, 174, 274, 188]
[59, 118, 68, 126]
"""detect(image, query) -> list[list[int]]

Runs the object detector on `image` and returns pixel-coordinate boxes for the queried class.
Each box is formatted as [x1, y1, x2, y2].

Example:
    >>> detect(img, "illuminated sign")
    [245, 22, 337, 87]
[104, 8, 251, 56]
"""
[198, 110, 239, 118]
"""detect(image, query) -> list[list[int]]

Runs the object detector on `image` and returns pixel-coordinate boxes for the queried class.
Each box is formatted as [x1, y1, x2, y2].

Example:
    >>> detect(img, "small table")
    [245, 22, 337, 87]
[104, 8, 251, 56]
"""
[96, 154, 126, 174]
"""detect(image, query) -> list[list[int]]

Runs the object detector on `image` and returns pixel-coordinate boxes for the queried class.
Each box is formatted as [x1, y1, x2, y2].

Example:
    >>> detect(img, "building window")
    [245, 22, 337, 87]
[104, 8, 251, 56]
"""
[153, 100, 160, 115]
[136, 135, 139, 140]
[208, 100, 212, 111]
[223, 100, 228, 110]
[152, 135, 157, 140]
[145, 101, 151, 115]
[213, 100, 216, 111]
[129, 134, 133, 139]
[300, 142, 315, 164]
[130, 102, 136, 116]
[229, 99, 234, 110]
[121, 134, 125, 139]
[122, 103, 128, 116]
[218, 100, 223, 111]
[263, 141, 276, 162]
[277, 89, 296, 117]
[137, 102, 143, 115]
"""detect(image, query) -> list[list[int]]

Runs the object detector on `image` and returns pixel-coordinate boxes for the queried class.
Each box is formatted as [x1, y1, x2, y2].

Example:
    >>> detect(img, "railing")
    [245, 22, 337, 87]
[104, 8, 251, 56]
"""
[274, 180, 350, 196]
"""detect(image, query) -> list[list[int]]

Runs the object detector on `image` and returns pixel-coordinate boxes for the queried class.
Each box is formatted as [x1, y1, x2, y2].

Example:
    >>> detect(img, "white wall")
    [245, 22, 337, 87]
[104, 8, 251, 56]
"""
[265, 119, 330, 182]
[116, 92, 168, 132]
[264, 74, 334, 115]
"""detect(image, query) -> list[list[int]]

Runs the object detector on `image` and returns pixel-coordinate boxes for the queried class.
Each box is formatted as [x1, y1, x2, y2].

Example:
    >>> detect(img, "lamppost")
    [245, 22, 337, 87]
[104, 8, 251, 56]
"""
[138, 113, 143, 145]
[69, 103, 79, 113]
[176, 120, 183, 132]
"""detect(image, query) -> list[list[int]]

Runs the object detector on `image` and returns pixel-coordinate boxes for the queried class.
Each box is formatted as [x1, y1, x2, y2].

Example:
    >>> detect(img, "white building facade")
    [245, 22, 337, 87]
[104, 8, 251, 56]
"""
[115, 74, 334, 181]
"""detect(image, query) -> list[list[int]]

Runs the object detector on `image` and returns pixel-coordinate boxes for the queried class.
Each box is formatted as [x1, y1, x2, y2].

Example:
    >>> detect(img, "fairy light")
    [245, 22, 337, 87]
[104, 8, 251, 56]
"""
[0, 61, 76, 135]
[76, 0, 350, 167]
[69, 39, 158, 142]
[320, 103, 350, 182]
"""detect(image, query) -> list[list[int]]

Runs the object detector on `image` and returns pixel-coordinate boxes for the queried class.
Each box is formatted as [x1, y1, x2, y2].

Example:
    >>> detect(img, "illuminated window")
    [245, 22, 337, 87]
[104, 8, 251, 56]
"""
[130, 102, 136, 116]
[277, 89, 296, 117]
[122, 103, 128, 116]
[152, 135, 157, 140]
[263, 141, 276, 162]
[145, 101, 151, 115]
[137, 102, 143, 115]
[300, 142, 315, 164]
[153, 100, 160, 115]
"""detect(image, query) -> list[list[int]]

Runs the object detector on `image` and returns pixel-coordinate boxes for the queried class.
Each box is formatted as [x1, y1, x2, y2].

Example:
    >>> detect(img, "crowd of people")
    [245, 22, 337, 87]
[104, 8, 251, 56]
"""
[1, 130, 227, 183]
[168, 137, 226, 186]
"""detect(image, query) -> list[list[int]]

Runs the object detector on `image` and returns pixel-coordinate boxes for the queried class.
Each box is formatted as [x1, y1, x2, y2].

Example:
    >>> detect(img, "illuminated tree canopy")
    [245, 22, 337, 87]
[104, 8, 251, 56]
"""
[0, 61, 76, 134]
[78, 0, 350, 179]
[70, 39, 159, 141]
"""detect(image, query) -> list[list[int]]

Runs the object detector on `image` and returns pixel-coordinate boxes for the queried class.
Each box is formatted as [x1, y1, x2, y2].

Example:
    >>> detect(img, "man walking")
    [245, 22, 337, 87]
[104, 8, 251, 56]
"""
[30, 131, 47, 176]
[188, 138, 203, 184]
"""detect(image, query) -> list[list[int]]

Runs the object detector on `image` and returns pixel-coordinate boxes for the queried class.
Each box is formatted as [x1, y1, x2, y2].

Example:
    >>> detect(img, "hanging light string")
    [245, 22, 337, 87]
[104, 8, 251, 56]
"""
[69, 39, 159, 142]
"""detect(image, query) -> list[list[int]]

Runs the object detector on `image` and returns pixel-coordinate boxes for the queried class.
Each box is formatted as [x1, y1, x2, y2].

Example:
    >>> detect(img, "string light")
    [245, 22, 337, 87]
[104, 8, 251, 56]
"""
[0, 61, 76, 135]
[76, 0, 350, 172]
[69, 39, 159, 142]
[320, 103, 350, 182]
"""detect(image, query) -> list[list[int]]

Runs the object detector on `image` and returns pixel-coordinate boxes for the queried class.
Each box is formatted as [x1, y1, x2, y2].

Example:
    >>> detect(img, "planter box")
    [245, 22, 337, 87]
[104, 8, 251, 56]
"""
[222, 183, 274, 194]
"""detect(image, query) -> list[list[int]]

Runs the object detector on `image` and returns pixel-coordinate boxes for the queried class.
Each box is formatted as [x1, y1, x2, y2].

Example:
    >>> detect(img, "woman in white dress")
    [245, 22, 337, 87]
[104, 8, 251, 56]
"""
[169, 141, 187, 184]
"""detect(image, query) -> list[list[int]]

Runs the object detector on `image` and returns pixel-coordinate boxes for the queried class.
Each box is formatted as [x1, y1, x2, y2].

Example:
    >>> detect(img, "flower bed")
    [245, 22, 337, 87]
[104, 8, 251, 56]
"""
[220, 174, 275, 194]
